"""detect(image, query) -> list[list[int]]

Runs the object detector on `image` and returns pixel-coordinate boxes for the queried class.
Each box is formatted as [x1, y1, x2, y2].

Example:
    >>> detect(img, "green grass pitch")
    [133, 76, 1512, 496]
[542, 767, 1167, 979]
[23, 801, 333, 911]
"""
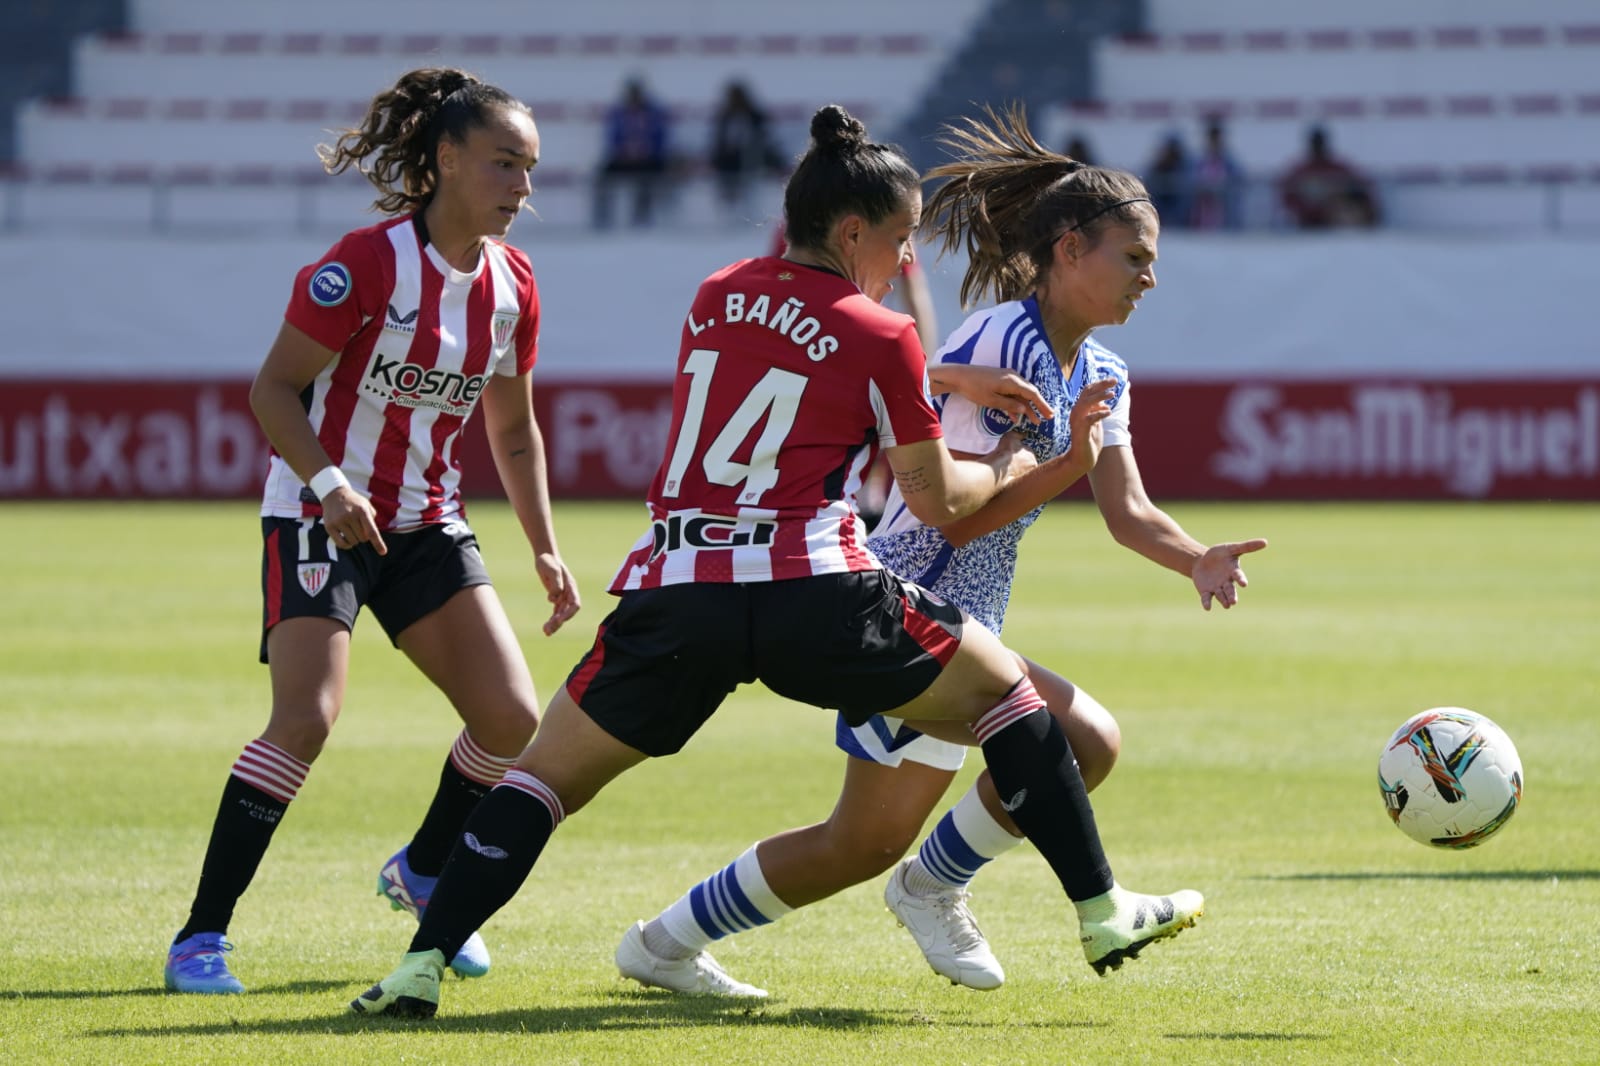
[1, 499, 1596, 1065]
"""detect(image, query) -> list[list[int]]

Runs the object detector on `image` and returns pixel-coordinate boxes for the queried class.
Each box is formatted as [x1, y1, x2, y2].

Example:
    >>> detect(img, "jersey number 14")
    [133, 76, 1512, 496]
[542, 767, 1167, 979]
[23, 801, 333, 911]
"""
[660, 348, 809, 506]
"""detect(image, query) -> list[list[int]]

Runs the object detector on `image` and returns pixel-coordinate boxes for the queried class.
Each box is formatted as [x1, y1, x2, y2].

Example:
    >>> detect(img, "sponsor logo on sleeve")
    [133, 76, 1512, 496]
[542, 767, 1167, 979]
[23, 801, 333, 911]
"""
[309, 262, 352, 307]
[980, 406, 1015, 436]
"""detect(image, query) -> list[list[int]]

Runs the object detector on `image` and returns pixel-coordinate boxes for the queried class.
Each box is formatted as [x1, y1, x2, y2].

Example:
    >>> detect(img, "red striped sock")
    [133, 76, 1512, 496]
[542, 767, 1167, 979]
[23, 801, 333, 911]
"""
[230, 739, 309, 803]
[498, 769, 565, 827]
[970, 678, 1048, 744]
[448, 730, 518, 788]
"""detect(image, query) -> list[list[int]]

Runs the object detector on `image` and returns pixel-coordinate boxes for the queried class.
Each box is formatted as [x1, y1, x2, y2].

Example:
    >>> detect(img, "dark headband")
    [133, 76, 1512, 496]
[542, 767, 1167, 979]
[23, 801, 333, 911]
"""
[1067, 197, 1154, 233]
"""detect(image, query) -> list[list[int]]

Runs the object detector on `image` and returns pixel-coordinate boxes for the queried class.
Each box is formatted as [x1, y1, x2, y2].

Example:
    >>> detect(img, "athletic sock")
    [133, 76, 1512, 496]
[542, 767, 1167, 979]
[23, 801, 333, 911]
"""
[177, 739, 309, 940]
[404, 731, 517, 876]
[648, 845, 794, 959]
[409, 769, 564, 964]
[972, 679, 1114, 902]
[905, 780, 1023, 895]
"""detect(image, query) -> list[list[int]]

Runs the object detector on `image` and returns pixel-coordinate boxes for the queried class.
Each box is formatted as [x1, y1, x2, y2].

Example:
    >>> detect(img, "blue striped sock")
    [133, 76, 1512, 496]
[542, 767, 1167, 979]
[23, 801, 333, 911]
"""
[656, 845, 792, 953]
[912, 782, 1024, 892]
[918, 810, 991, 888]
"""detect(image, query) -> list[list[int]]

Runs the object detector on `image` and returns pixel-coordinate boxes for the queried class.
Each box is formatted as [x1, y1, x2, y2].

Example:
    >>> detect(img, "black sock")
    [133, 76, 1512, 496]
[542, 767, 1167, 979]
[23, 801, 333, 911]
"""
[409, 786, 554, 963]
[177, 776, 289, 940]
[404, 761, 491, 876]
[979, 709, 1114, 902]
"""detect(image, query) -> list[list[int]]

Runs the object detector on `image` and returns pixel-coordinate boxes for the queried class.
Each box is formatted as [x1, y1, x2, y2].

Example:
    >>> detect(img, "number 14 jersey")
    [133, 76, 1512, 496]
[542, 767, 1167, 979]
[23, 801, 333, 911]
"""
[609, 256, 944, 592]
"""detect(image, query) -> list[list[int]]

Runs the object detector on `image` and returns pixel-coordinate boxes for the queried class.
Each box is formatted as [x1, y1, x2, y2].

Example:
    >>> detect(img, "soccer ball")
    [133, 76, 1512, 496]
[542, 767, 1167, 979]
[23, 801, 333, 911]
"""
[1378, 707, 1523, 849]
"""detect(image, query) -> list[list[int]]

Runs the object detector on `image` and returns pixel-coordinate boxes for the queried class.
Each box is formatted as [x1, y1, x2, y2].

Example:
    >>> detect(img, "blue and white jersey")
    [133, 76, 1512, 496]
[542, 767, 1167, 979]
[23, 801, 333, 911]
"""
[867, 296, 1131, 635]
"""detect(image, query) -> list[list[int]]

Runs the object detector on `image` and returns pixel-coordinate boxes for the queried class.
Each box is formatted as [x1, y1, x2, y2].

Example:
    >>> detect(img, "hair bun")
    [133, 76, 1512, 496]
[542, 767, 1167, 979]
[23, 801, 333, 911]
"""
[438, 68, 476, 98]
[810, 105, 867, 151]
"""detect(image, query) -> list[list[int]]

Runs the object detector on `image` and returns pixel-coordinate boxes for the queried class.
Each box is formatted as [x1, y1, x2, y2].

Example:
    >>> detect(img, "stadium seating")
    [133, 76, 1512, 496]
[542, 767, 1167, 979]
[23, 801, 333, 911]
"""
[9, 0, 1598, 232]
[17, 3, 985, 178]
[1037, 2, 1600, 228]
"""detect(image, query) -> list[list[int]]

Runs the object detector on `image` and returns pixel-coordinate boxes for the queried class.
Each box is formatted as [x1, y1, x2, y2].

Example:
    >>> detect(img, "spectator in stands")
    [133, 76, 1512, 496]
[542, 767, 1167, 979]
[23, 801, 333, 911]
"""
[593, 78, 672, 229]
[162, 67, 580, 997]
[709, 79, 786, 211]
[1188, 117, 1244, 230]
[1063, 133, 1096, 166]
[1279, 125, 1380, 230]
[1144, 131, 1191, 230]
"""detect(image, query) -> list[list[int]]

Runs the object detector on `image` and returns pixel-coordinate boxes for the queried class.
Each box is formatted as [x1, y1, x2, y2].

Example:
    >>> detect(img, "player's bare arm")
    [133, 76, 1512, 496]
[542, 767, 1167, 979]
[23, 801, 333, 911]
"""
[886, 434, 1035, 528]
[1089, 446, 1267, 610]
[481, 372, 580, 635]
[250, 320, 388, 554]
[928, 363, 1055, 426]
[939, 378, 1118, 548]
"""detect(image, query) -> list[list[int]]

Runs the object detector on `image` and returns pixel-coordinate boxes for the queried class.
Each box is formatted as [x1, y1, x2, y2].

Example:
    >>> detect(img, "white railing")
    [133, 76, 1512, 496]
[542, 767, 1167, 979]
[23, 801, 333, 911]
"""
[5, 167, 1600, 235]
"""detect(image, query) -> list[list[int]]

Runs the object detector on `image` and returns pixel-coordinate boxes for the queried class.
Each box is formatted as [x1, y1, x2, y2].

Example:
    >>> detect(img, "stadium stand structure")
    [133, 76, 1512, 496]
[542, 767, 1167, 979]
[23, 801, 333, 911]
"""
[0, 0, 124, 161]
[1039, 0, 1600, 229]
[896, 0, 1139, 172]
[8, 0, 994, 229]
[6, 0, 1598, 232]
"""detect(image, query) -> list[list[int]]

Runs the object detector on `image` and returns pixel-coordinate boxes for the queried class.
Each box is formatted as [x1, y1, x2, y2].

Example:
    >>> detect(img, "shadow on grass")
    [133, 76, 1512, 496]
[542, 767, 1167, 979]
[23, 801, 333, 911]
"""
[1256, 870, 1598, 882]
[2, 980, 349, 1001]
[1165, 1033, 1329, 1042]
[83, 988, 1098, 1037]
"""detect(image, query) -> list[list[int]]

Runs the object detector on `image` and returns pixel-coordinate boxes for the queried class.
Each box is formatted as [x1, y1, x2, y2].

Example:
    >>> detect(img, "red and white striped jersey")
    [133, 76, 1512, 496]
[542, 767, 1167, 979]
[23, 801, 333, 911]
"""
[609, 256, 942, 591]
[260, 214, 539, 530]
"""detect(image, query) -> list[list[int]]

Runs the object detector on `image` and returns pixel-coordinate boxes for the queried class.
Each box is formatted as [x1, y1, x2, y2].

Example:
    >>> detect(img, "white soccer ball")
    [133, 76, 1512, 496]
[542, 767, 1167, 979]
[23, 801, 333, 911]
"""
[1377, 707, 1523, 849]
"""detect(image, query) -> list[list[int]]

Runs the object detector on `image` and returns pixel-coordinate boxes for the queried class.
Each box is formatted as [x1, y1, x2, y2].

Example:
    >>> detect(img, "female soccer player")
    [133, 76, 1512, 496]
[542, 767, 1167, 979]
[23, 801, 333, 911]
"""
[617, 105, 1265, 997]
[162, 68, 580, 995]
[351, 105, 1203, 1020]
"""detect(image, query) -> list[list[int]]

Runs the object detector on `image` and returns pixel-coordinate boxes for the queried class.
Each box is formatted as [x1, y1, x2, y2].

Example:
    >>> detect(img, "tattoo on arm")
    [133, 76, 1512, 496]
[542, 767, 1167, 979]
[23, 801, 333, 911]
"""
[509, 447, 528, 458]
[893, 465, 931, 494]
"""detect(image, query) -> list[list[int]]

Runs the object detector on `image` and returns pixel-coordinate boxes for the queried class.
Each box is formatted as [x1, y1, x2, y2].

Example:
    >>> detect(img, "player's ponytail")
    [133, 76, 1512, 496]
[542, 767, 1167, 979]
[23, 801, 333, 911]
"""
[783, 104, 920, 251]
[924, 104, 1152, 307]
[318, 67, 529, 215]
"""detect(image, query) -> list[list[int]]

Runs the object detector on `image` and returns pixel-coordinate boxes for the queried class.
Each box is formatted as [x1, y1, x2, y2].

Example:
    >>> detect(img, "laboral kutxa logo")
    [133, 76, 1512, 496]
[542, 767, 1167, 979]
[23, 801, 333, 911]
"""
[309, 262, 352, 307]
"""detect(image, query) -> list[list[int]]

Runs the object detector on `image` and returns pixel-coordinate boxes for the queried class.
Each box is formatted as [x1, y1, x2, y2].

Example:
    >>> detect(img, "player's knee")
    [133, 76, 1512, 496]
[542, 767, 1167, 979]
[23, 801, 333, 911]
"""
[472, 697, 541, 755]
[1072, 703, 1122, 792]
[261, 716, 333, 763]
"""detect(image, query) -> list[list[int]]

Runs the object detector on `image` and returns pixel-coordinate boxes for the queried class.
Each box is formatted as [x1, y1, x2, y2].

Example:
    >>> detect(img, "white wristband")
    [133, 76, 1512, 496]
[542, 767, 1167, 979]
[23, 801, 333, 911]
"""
[309, 466, 350, 501]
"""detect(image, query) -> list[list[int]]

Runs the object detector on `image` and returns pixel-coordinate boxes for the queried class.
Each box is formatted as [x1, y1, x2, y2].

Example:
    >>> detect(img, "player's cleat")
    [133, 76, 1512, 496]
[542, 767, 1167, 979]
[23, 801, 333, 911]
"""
[350, 949, 445, 1018]
[615, 920, 769, 998]
[164, 932, 245, 994]
[1076, 883, 1205, 976]
[883, 858, 1005, 990]
[377, 847, 490, 978]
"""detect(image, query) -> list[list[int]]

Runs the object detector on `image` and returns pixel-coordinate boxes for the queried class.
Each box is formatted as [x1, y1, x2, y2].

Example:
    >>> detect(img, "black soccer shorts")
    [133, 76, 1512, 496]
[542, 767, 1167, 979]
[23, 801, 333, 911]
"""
[258, 516, 491, 662]
[566, 568, 966, 756]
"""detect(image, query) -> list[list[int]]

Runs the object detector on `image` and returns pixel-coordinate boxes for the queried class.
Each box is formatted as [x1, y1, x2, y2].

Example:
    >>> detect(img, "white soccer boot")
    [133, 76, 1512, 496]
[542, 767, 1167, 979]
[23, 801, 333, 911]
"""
[883, 858, 1005, 990]
[615, 920, 768, 998]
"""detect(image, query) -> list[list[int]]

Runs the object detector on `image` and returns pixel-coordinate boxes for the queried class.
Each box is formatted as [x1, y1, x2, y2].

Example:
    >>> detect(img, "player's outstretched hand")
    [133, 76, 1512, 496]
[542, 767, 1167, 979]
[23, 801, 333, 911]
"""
[1192, 538, 1268, 611]
[536, 553, 581, 636]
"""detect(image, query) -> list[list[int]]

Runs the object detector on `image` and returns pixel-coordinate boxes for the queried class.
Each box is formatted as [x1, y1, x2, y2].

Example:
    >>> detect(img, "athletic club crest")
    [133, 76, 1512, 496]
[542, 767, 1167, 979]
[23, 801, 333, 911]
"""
[491, 311, 519, 352]
[297, 562, 331, 597]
